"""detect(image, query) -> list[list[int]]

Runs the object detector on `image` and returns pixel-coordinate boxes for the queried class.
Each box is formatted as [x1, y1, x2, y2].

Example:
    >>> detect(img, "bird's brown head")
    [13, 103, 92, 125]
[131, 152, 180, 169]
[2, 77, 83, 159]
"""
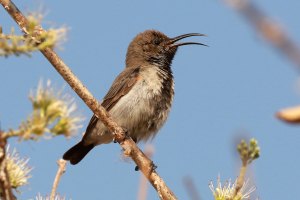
[125, 30, 206, 68]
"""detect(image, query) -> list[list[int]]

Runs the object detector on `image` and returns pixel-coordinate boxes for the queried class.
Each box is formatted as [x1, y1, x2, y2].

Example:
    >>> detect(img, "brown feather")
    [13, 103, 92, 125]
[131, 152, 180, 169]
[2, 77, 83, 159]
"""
[85, 66, 141, 135]
[101, 66, 141, 110]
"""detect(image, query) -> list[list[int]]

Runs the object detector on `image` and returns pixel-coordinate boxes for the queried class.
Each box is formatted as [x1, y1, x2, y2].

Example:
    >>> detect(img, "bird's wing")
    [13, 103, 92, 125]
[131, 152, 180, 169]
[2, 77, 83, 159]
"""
[101, 66, 141, 110]
[85, 66, 141, 135]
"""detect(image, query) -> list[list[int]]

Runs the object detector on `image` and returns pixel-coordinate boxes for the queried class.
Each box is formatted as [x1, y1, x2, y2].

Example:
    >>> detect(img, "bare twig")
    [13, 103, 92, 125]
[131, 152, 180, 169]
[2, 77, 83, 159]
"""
[234, 139, 259, 196]
[50, 159, 67, 200]
[137, 145, 154, 200]
[183, 176, 201, 200]
[0, 1, 177, 199]
[0, 131, 15, 200]
[234, 161, 247, 196]
[276, 105, 300, 123]
[224, 0, 300, 69]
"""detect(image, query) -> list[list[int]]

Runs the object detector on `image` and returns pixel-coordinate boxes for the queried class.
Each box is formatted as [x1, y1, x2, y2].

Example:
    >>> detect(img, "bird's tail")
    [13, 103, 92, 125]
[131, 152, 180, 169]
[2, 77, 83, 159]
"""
[63, 141, 94, 165]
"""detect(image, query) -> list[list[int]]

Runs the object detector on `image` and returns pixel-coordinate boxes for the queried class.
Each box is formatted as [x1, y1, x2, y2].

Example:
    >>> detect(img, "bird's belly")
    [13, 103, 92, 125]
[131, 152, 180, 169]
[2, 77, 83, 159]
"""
[86, 68, 174, 145]
[110, 80, 172, 142]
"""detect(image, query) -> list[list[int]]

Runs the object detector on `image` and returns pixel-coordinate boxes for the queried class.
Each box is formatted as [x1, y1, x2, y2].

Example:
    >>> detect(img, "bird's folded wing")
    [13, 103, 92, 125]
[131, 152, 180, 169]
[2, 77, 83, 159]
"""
[85, 66, 141, 135]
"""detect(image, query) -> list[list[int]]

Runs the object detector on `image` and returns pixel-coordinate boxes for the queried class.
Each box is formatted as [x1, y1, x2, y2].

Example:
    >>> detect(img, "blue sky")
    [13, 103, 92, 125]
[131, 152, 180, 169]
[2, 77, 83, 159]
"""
[1, 0, 300, 199]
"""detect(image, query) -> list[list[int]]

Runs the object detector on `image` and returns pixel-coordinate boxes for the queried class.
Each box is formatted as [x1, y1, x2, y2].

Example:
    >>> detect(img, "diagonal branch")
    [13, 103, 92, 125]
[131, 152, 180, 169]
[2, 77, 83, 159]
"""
[0, 1, 177, 199]
[224, 0, 300, 69]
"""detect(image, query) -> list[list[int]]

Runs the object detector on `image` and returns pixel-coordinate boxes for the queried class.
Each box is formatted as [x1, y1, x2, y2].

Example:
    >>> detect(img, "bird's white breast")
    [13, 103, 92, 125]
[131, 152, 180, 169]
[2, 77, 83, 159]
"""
[88, 66, 174, 144]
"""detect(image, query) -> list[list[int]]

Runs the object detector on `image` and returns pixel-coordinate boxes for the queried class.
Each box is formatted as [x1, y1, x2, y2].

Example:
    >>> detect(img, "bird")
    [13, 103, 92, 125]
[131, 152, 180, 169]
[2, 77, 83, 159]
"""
[63, 30, 206, 165]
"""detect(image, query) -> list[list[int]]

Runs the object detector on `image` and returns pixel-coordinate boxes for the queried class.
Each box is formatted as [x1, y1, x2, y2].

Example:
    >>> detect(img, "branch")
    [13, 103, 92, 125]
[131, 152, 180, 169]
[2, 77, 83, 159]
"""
[223, 0, 300, 69]
[0, 1, 177, 199]
[183, 176, 201, 200]
[234, 138, 260, 197]
[0, 131, 15, 200]
[50, 159, 67, 200]
[276, 105, 300, 123]
[137, 145, 154, 200]
[234, 160, 247, 196]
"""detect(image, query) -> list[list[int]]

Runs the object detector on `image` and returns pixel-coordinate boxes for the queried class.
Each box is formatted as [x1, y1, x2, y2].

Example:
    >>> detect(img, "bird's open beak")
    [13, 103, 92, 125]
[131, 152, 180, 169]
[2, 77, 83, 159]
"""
[168, 33, 207, 47]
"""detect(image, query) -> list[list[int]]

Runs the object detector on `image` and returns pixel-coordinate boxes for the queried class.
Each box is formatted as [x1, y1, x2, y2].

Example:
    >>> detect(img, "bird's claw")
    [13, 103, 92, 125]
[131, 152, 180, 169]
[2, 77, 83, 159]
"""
[134, 161, 157, 172]
[150, 161, 157, 171]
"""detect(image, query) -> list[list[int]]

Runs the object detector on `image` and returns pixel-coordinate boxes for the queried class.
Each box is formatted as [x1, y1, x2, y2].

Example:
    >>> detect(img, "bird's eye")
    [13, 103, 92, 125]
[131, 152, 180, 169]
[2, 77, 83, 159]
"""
[153, 39, 160, 45]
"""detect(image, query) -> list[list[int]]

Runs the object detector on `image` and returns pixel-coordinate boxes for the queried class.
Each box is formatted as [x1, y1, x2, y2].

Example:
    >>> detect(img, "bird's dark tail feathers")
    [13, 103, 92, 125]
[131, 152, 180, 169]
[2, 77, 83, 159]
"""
[63, 141, 94, 165]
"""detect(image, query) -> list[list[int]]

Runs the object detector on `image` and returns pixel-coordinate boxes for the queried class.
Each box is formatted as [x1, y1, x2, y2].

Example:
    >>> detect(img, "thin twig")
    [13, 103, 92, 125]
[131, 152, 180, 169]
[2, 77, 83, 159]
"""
[0, 131, 15, 200]
[276, 105, 300, 123]
[234, 138, 259, 197]
[0, 1, 177, 199]
[234, 161, 247, 196]
[224, 0, 300, 69]
[183, 176, 201, 200]
[50, 159, 67, 200]
[137, 145, 154, 200]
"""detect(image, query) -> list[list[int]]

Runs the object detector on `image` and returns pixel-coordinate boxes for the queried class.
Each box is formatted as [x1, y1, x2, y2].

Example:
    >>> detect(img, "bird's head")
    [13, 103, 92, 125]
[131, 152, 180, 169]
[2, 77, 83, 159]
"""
[125, 30, 206, 68]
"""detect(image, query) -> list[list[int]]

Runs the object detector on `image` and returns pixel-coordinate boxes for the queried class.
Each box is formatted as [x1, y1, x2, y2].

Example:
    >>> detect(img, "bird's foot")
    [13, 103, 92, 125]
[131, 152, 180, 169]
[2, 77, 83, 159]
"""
[122, 127, 129, 135]
[134, 161, 157, 172]
[113, 127, 129, 143]
[150, 161, 157, 171]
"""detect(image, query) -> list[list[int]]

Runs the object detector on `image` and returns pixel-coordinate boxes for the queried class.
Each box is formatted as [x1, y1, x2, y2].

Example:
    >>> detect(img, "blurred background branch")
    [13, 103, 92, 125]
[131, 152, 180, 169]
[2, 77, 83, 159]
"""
[183, 176, 201, 200]
[277, 105, 300, 123]
[50, 159, 67, 200]
[224, 0, 300, 69]
[137, 145, 155, 200]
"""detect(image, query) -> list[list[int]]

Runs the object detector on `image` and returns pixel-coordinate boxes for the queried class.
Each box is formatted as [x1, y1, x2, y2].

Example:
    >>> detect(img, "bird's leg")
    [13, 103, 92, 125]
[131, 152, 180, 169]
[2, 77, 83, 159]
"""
[150, 161, 157, 171]
[113, 127, 129, 143]
[131, 137, 140, 170]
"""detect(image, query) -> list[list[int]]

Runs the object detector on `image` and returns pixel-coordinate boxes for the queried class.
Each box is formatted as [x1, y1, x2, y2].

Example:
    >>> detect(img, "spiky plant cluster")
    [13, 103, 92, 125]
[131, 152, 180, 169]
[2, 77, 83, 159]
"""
[0, 12, 66, 57]
[5, 147, 31, 189]
[209, 177, 255, 200]
[34, 193, 66, 200]
[209, 138, 260, 200]
[6, 80, 83, 140]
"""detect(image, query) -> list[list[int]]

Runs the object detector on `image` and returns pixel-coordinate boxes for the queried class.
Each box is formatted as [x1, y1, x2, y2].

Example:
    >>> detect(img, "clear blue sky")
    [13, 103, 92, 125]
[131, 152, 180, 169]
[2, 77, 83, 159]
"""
[1, 0, 300, 199]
